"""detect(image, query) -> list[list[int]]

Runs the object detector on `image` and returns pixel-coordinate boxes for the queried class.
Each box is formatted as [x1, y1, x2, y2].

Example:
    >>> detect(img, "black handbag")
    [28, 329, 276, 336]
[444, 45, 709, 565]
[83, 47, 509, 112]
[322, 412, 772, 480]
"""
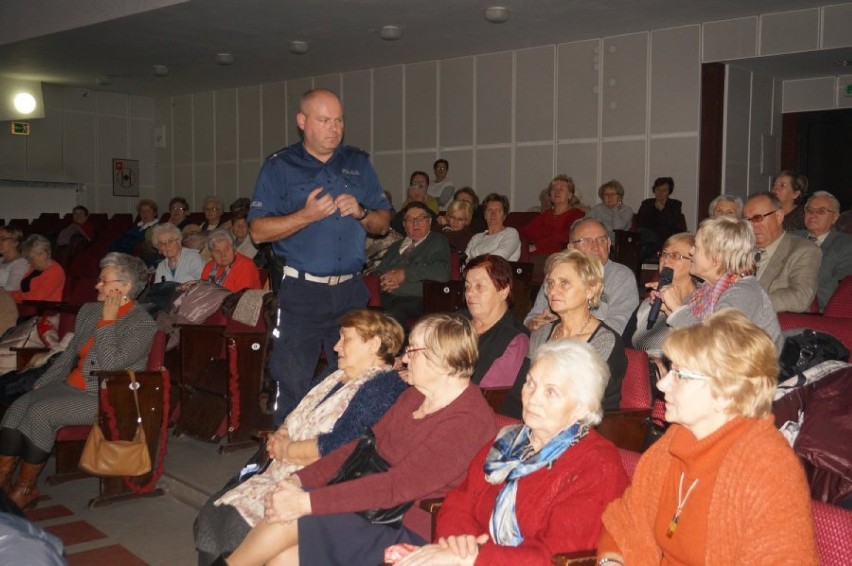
[779, 329, 850, 381]
[328, 428, 413, 528]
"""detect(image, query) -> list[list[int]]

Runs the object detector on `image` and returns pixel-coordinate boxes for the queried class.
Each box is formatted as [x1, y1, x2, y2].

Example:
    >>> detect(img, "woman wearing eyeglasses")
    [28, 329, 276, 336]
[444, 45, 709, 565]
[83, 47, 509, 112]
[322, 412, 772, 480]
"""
[598, 309, 818, 565]
[151, 223, 204, 284]
[657, 216, 783, 353]
[165, 196, 191, 230]
[523, 249, 626, 413]
[221, 313, 497, 566]
[624, 233, 697, 358]
[0, 253, 155, 510]
[10, 235, 65, 303]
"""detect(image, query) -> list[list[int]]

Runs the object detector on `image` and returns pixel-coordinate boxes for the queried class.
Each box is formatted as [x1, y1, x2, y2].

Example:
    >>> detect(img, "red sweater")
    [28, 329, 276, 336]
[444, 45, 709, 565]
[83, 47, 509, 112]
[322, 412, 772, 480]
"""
[11, 262, 65, 303]
[296, 384, 497, 539]
[200, 252, 261, 293]
[519, 208, 585, 255]
[437, 429, 628, 565]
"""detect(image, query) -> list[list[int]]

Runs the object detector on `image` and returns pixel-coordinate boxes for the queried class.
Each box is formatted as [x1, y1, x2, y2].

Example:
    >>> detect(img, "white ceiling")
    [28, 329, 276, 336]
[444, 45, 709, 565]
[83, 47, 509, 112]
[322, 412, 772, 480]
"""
[0, 0, 839, 98]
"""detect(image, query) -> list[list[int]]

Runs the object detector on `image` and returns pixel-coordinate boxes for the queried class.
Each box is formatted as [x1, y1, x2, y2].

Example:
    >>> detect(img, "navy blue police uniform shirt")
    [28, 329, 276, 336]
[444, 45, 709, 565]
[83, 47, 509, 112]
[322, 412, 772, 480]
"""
[248, 142, 390, 277]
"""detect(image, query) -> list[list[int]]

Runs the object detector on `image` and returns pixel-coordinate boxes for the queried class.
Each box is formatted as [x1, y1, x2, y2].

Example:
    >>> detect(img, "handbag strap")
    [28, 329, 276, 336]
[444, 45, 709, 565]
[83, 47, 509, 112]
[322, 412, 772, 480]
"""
[128, 370, 143, 425]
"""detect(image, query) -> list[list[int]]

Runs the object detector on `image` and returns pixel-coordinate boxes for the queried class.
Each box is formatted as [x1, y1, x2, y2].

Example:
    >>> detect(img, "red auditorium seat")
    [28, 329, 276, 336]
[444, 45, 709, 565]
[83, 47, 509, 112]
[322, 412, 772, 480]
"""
[823, 276, 852, 318]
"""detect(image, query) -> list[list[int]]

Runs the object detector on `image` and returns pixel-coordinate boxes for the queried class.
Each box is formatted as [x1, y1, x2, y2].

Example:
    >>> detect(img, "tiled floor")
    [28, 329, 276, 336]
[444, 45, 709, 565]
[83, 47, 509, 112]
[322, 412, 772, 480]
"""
[24, 434, 258, 565]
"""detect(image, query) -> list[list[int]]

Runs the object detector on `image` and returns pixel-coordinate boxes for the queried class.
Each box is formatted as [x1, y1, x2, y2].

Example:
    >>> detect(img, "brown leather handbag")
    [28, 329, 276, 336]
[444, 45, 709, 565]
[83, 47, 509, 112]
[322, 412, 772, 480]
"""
[79, 370, 152, 477]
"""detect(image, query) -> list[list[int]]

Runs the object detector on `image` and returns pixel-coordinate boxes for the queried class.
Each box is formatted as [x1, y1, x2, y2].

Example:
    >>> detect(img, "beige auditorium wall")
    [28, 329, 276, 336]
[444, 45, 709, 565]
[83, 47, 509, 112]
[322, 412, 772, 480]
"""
[150, 3, 851, 231]
[0, 84, 155, 216]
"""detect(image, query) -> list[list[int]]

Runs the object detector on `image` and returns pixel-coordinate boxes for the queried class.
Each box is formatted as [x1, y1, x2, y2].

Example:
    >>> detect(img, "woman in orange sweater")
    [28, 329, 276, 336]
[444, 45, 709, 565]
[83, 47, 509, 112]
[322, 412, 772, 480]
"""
[597, 308, 818, 565]
[10, 235, 65, 303]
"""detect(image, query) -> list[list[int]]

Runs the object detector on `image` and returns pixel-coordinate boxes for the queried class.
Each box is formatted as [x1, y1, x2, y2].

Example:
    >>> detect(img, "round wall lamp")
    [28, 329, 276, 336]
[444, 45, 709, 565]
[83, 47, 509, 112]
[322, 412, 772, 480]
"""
[289, 40, 309, 55]
[13, 92, 36, 114]
[485, 6, 510, 23]
[380, 25, 402, 40]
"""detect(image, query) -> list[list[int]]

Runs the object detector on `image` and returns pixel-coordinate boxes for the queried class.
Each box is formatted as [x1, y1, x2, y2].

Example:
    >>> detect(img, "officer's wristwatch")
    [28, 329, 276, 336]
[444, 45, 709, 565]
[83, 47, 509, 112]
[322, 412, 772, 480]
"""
[357, 204, 369, 220]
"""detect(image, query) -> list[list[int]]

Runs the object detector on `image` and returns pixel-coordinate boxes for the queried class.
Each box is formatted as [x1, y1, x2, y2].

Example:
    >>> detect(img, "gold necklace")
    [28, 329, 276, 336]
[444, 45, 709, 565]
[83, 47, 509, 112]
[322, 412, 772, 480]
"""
[666, 472, 699, 537]
[557, 313, 592, 339]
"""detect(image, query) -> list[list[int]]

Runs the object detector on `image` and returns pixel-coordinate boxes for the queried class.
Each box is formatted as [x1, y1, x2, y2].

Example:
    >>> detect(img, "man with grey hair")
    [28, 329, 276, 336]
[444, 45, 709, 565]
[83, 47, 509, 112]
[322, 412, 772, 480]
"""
[525, 218, 639, 335]
[743, 191, 821, 313]
[248, 88, 391, 423]
[795, 190, 852, 311]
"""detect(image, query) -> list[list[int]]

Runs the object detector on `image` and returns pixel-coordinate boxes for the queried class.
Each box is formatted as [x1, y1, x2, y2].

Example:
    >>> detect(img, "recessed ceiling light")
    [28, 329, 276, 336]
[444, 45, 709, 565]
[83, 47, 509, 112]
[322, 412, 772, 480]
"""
[153, 65, 169, 77]
[485, 6, 510, 23]
[96, 76, 113, 86]
[380, 25, 402, 41]
[289, 40, 309, 55]
[13, 92, 36, 114]
[834, 60, 852, 67]
[215, 53, 234, 66]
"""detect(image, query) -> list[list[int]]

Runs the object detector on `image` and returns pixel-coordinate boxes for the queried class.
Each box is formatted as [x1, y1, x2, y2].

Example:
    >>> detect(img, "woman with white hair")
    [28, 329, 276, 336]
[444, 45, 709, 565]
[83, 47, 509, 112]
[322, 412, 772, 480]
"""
[398, 339, 628, 565]
[656, 216, 782, 352]
[200, 230, 261, 292]
[598, 309, 818, 564]
[152, 223, 204, 284]
[707, 194, 743, 218]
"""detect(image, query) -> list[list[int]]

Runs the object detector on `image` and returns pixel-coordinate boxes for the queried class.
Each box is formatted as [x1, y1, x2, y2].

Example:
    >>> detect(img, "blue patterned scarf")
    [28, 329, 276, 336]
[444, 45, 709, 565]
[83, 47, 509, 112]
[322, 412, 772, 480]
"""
[484, 422, 588, 546]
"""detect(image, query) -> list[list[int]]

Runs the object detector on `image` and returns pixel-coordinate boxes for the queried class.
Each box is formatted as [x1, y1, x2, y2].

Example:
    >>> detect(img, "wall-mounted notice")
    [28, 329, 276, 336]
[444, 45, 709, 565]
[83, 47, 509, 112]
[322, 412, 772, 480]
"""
[112, 158, 139, 197]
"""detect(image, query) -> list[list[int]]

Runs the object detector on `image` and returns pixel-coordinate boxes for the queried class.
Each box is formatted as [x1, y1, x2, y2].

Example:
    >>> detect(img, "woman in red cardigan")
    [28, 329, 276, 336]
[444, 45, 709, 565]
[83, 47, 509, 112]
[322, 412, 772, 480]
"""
[10, 235, 65, 303]
[398, 339, 628, 565]
[200, 230, 261, 293]
[519, 175, 585, 274]
[597, 309, 818, 565]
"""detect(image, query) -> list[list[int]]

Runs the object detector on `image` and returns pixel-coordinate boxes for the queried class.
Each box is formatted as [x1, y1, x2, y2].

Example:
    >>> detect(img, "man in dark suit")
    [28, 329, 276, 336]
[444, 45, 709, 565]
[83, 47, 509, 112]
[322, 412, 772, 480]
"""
[796, 191, 852, 311]
[745, 192, 821, 313]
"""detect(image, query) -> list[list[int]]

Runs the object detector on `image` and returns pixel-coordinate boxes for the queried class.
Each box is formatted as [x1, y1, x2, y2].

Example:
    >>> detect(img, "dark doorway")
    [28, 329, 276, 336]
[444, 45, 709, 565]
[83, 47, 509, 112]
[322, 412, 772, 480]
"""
[781, 108, 852, 211]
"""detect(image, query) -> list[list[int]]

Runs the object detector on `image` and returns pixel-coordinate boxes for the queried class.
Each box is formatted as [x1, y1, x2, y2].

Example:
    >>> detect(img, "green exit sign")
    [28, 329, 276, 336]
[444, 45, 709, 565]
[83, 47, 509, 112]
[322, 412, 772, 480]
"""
[10, 122, 29, 135]
[846, 84, 852, 97]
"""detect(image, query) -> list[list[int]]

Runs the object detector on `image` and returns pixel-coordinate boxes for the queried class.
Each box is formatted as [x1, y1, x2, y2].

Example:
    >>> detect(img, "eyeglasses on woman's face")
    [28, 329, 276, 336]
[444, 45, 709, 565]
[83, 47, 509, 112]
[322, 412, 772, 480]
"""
[658, 250, 692, 262]
[659, 367, 710, 383]
[403, 345, 427, 357]
[157, 238, 181, 248]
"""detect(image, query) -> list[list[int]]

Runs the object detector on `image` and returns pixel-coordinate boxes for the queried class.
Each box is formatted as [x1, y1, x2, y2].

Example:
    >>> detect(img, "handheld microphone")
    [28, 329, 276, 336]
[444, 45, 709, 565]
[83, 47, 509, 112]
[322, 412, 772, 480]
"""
[647, 267, 674, 329]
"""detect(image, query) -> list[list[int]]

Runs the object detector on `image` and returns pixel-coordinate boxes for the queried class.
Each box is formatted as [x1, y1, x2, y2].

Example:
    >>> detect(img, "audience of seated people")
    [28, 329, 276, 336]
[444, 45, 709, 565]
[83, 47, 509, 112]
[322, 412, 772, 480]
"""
[465, 193, 521, 263]
[660, 215, 783, 352]
[624, 232, 697, 359]
[108, 198, 160, 263]
[152, 223, 205, 284]
[194, 309, 408, 563]
[707, 193, 742, 218]
[636, 176, 687, 261]
[433, 199, 475, 255]
[588, 179, 634, 234]
[526, 218, 639, 335]
[796, 191, 852, 312]
[0, 253, 155, 510]
[200, 230, 262, 293]
[772, 169, 808, 232]
[519, 174, 586, 273]
[399, 339, 628, 564]
[744, 192, 821, 313]
[376, 202, 451, 326]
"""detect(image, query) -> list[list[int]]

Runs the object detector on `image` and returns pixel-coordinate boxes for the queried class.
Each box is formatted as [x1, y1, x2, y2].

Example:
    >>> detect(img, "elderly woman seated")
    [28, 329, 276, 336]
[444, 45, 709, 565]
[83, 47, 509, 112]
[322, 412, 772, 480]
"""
[376, 202, 451, 326]
[194, 310, 408, 563]
[658, 215, 782, 352]
[462, 254, 528, 388]
[200, 230, 261, 292]
[434, 199, 475, 254]
[220, 313, 497, 566]
[0, 253, 155, 510]
[152, 223, 204, 284]
[598, 309, 818, 564]
[589, 179, 634, 233]
[398, 339, 628, 565]
[10, 235, 65, 303]
[0, 226, 28, 292]
[707, 194, 743, 218]
[465, 193, 521, 263]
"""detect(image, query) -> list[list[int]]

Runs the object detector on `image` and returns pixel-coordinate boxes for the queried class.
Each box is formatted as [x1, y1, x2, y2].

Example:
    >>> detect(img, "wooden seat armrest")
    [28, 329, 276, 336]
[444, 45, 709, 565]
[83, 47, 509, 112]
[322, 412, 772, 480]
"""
[11, 346, 52, 371]
[419, 497, 444, 514]
[10, 346, 50, 354]
[551, 549, 596, 565]
[222, 329, 265, 339]
[174, 323, 226, 330]
[595, 409, 653, 452]
[93, 369, 163, 380]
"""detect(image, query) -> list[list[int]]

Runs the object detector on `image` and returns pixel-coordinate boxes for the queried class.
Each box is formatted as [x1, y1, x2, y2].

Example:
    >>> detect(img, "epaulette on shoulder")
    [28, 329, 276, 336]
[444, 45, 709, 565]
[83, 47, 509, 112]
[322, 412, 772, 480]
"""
[265, 146, 290, 161]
